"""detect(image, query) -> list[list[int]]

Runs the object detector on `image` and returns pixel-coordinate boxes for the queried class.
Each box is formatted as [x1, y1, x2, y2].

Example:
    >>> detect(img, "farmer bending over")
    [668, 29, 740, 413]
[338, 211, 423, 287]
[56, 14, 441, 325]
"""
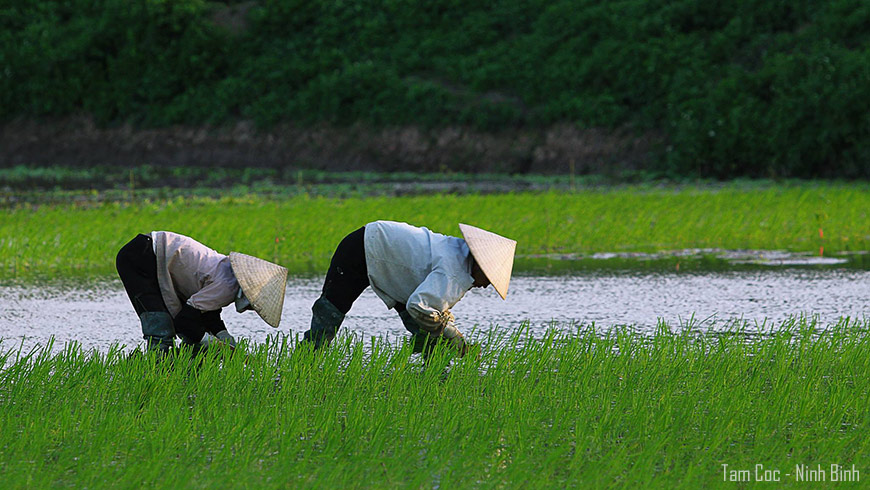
[116, 231, 288, 354]
[302, 221, 516, 356]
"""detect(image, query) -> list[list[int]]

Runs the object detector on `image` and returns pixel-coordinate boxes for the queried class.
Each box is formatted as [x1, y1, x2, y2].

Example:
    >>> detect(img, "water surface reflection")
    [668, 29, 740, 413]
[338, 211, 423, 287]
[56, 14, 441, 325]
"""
[1, 269, 867, 353]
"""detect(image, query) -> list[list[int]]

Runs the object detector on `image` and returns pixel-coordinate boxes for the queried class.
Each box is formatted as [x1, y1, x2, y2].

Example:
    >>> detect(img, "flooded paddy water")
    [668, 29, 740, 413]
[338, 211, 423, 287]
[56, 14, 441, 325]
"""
[2, 252, 869, 353]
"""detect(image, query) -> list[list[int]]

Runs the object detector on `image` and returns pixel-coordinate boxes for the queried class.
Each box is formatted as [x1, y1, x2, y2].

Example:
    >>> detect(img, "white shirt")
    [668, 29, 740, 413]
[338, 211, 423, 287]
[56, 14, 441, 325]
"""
[151, 231, 238, 316]
[364, 221, 474, 330]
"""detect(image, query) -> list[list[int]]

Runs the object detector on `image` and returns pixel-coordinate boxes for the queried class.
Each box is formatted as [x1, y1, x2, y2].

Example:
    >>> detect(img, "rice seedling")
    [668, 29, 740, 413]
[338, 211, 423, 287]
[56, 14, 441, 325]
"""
[2, 317, 868, 488]
[2, 182, 869, 279]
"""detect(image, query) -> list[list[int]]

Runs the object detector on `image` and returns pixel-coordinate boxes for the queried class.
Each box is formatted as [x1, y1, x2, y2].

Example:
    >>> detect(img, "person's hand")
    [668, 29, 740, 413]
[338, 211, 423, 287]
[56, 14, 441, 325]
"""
[214, 329, 236, 348]
[442, 323, 468, 356]
[437, 310, 456, 330]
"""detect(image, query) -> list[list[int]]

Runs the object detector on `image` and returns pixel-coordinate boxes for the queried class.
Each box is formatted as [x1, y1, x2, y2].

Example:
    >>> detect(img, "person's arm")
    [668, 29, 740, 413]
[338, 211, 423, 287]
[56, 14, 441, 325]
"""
[395, 303, 421, 335]
[405, 271, 455, 334]
[173, 303, 205, 343]
[406, 271, 469, 354]
[201, 309, 226, 336]
[202, 309, 236, 347]
[187, 280, 236, 312]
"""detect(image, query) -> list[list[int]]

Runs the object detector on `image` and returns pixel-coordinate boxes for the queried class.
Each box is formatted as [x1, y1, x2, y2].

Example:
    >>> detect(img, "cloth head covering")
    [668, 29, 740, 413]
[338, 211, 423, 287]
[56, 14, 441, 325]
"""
[458, 223, 516, 300]
[229, 252, 288, 328]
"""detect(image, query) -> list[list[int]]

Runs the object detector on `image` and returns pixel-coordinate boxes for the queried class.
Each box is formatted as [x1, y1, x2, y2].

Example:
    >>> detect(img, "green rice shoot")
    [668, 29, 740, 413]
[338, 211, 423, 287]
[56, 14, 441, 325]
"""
[2, 182, 869, 279]
[1, 317, 868, 488]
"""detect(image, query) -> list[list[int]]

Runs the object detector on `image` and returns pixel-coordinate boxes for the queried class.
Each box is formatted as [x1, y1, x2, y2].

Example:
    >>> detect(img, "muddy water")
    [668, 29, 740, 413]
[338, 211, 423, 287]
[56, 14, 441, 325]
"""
[1, 270, 868, 354]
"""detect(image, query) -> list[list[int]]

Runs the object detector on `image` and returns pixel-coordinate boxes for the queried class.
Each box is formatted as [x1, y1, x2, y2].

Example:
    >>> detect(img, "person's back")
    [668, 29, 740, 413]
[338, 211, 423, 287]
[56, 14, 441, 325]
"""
[152, 230, 237, 315]
[364, 220, 472, 311]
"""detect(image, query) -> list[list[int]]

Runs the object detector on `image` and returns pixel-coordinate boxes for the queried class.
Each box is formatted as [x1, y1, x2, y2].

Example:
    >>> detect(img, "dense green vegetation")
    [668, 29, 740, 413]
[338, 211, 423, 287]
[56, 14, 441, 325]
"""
[2, 318, 868, 488]
[1, 182, 866, 279]
[3, 0, 868, 178]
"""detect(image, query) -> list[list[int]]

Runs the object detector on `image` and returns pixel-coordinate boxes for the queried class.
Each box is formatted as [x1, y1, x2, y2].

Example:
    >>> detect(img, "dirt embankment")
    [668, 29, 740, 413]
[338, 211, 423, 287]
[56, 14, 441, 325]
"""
[1, 117, 661, 175]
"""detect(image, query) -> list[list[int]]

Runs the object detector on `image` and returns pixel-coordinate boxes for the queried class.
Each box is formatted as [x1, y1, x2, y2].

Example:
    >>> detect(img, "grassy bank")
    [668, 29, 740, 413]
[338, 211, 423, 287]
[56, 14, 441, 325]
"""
[1, 318, 868, 488]
[2, 182, 868, 279]
[0, 165, 578, 196]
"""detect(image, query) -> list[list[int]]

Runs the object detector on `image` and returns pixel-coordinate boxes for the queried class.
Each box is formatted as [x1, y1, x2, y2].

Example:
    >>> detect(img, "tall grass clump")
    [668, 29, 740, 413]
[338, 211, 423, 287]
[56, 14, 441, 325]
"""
[1, 317, 868, 488]
[2, 182, 869, 279]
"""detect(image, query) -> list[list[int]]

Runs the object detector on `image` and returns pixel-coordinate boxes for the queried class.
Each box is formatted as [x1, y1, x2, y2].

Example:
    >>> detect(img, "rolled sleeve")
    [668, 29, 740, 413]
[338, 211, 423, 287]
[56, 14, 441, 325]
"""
[185, 257, 239, 312]
[186, 281, 236, 312]
[406, 271, 464, 333]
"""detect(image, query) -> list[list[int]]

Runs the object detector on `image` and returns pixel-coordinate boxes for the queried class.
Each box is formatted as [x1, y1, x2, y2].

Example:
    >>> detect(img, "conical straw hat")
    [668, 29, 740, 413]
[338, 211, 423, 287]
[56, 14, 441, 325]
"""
[229, 252, 288, 328]
[459, 223, 516, 300]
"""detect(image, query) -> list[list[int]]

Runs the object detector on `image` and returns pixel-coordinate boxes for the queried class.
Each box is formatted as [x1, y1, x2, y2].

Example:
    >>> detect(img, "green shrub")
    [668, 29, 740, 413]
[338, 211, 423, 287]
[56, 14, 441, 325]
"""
[1, 0, 232, 124]
[2, 0, 868, 178]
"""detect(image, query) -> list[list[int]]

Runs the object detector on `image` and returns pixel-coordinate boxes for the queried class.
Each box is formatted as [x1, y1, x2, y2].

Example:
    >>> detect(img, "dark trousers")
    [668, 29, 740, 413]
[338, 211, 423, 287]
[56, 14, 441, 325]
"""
[117, 234, 221, 343]
[116, 234, 167, 315]
[321, 227, 370, 314]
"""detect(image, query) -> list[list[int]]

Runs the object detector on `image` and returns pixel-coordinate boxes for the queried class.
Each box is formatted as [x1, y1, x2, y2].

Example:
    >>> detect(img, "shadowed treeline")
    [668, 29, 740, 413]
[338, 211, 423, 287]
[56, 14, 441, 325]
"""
[2, 0, 868, 178]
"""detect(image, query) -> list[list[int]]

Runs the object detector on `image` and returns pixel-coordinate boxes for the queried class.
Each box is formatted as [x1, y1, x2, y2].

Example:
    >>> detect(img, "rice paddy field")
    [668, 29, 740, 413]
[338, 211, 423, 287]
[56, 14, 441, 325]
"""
[3, 180, 870, 488]
[1, 319, 868, 488]
[2, 181, 869, 278]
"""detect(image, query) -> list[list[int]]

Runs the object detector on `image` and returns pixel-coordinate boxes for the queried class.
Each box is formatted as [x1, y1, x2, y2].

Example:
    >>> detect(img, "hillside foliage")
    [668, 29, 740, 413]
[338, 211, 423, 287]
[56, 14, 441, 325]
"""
[2, 0, 868, 178]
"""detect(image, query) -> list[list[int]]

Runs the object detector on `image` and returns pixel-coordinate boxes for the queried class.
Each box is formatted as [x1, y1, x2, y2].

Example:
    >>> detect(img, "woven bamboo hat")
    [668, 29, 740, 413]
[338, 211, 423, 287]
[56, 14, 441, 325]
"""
[459, 223, 517, 300]
[229, 252, 288, 328]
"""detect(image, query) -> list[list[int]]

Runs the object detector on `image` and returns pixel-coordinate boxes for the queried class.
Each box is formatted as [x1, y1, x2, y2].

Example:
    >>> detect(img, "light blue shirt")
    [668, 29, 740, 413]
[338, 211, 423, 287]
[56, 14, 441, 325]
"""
[364, 221, 474, 330]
